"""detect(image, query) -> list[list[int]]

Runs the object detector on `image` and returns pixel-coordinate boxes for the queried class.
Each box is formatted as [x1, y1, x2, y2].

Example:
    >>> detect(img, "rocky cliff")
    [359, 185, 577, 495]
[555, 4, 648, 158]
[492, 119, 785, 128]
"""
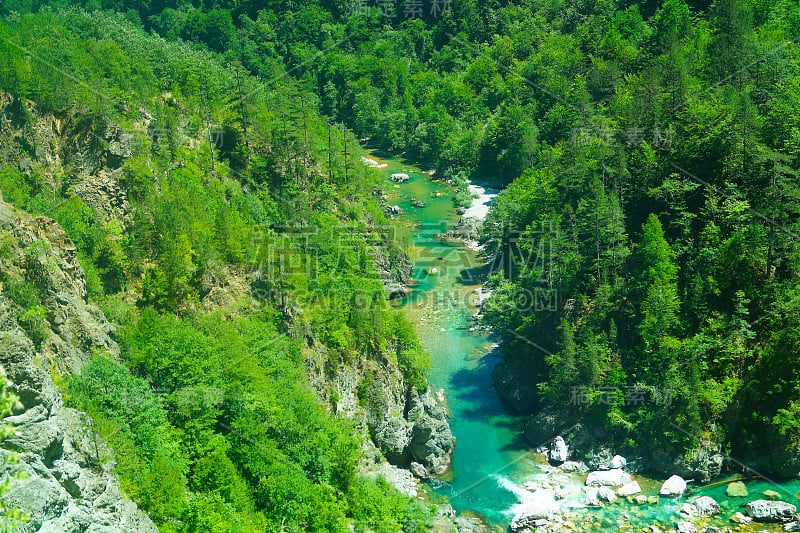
[307, 341, 455, 480]
[0, 198, 155, 532]
[0, 90, 455, 523]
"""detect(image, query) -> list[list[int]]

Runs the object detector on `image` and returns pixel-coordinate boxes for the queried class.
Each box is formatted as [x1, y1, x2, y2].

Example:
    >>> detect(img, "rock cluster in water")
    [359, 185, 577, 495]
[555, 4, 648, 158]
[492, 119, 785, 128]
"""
[507, 442, 800, 533]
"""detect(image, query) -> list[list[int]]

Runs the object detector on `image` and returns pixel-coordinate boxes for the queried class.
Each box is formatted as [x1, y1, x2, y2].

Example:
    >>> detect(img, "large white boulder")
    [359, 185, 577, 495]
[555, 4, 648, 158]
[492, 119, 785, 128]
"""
[617, 481, 642, 496]
[745, 499, 797, 522]
[660, 475, 687, 496]
[585, 468, 631, 487]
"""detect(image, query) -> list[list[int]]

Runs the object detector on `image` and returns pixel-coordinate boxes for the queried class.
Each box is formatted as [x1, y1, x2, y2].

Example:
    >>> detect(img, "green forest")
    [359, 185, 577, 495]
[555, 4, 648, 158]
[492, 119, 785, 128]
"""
[1, 0, 800, 529]
[0, 8, 434, 532]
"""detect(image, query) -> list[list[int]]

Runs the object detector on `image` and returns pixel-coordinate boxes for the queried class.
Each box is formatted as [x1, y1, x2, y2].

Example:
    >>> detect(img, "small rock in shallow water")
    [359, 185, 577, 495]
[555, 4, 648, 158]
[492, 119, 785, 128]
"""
[726, 480, 748, 497]
[731, 511, 752, 525]
[692, 495, 721, 515]
[679, 503, 697, 516]
[617, 481, 641, 496]
[597, 487, 617, 503]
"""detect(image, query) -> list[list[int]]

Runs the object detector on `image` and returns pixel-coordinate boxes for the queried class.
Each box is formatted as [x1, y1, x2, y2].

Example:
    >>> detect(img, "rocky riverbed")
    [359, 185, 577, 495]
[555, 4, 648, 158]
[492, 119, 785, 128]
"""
[504, 437, 799, 533]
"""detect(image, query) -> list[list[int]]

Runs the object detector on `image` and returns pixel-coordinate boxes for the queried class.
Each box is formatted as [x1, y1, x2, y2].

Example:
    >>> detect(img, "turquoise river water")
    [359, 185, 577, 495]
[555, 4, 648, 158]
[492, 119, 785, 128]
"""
[371, 152, 800, 531]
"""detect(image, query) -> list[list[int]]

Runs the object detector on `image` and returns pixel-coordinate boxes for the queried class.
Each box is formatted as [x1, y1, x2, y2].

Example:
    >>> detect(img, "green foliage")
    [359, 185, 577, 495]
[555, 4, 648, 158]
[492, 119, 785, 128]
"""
[4, 0, 800, 521]
[66, 356, 189, 526]
[0, 372, 31, 532]
[0, 8, 437, 530]
[348, 477, 435, 533]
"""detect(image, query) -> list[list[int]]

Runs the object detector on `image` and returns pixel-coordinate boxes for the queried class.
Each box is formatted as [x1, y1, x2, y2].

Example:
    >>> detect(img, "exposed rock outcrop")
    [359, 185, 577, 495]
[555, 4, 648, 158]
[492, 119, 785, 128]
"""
[0, 199, 154, 532]
[374, 247, 413, 300]
[492, 357, 539, 412]
[307, 346, 454, 478]
[650, 442, 724, 482]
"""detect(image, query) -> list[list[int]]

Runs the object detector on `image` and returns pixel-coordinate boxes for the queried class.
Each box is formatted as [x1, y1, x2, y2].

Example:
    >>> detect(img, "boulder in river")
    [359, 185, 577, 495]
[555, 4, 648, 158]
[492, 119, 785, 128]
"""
[585, 468, 631, 487]
[390, 173, 409, 183]
[675, 521, 697, 533]
[731, 511, 752, 525]
[726, 480, 748, 497]
[560, 460, 589, 473]
[597, 486, 617, 502]
[679, 503, 697, 516]
[659, 475, 687, 496]
[617, 481, 642, 496]
[745, 499, 797, 522]
[509, 506, 554, 532]
[549, 436, 568, 464]
[692, 495, 721, 515]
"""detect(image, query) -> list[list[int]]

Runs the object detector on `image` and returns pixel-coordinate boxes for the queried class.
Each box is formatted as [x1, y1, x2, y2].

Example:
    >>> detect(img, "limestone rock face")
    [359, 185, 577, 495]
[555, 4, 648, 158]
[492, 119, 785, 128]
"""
[374, 247, 413, 300]
[650, 442, 724, 483]
[522, 411, 562, 445]
[0, 199, 154, 532]
[307, 342, 454, 478]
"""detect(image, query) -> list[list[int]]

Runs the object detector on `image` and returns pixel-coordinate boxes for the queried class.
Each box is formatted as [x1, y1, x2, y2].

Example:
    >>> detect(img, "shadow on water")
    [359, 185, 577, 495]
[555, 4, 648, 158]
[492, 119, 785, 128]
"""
[455, 263, 492, 286]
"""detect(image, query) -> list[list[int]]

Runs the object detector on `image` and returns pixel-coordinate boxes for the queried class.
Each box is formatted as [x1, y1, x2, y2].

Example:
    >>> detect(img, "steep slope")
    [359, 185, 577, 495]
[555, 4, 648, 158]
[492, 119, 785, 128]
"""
[0, 198, 155, 532]
[0, 10, 455, 532]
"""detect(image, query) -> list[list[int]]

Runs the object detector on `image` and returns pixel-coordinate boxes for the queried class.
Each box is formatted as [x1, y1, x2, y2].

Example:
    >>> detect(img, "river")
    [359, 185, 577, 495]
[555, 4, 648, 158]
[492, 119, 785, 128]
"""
[368, 152, 800, 532]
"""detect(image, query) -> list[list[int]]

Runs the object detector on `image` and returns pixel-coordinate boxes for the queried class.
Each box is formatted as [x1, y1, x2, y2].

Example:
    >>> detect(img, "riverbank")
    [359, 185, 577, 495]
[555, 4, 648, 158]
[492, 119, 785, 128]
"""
[369, 152, 800, 532]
